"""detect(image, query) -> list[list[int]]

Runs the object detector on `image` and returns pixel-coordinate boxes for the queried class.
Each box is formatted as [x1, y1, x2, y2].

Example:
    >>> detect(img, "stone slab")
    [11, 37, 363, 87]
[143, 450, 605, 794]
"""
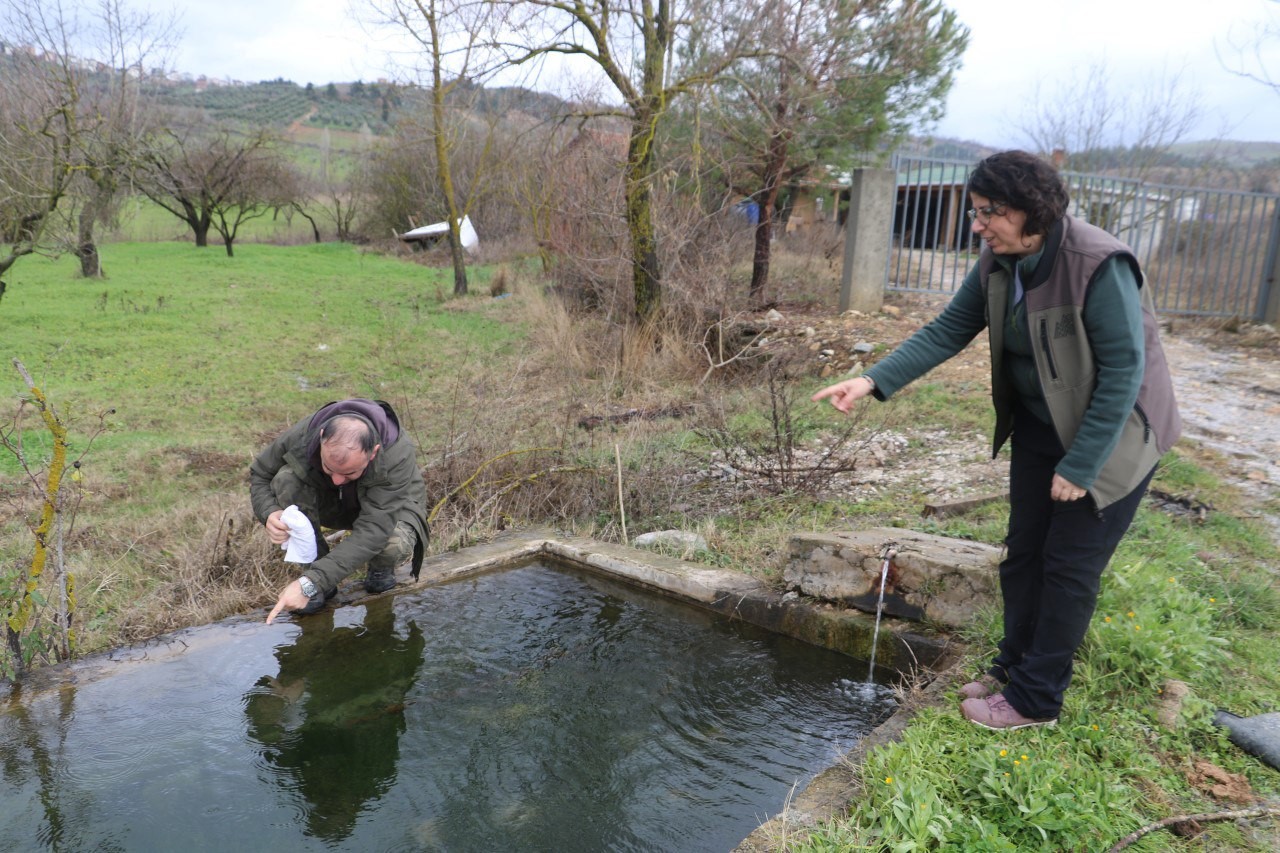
[785, 527, 1001, 629]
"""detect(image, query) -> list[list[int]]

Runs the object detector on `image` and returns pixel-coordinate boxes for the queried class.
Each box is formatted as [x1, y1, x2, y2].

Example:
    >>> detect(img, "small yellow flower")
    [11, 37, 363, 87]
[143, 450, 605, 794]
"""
[1021, 754, 1029, 761]
[884, 777, 893, 785]
[1104, 616, 1112, 623]
[1127, 610, 1136, 618]
[1003, 772, 1010, 777]
[1091, 724, 1099, 731]
[1014, 760, 1021, 766]
[1135, 625, 1142, 631]
[1210, 597, 1216, 603]
[999, 749, 1007, 757]
[1167, 577, 1175, 583]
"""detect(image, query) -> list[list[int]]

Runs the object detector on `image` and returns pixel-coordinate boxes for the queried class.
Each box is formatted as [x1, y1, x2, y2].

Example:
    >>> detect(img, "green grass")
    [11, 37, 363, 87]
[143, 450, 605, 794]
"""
[4, 242, 524, 468]
[788, 449, 1280, 852]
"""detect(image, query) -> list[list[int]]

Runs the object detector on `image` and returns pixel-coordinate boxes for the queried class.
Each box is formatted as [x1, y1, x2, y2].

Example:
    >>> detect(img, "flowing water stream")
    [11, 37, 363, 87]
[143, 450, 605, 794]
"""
[1, 561, 896, 852]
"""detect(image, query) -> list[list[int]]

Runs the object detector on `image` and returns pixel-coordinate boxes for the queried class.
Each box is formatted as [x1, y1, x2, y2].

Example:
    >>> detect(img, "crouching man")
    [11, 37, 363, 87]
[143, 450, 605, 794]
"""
[250, 399, 429, 623]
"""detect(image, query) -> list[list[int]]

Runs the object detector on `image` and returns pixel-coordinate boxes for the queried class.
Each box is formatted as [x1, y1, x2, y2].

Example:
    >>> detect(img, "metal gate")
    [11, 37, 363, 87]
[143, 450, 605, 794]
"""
[885, 154, 1279, 320]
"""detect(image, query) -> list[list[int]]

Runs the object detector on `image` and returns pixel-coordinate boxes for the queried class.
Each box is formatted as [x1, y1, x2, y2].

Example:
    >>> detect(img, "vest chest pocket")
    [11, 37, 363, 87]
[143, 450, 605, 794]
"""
[1037, 318, 1060, 382]
[1036, 312, 1092, 388]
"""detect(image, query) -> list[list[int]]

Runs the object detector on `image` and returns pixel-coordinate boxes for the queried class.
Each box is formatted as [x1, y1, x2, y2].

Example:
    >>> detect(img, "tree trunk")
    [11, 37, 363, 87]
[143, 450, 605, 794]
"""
[449, 232, 468, 295]
[222, 237, 234, 257]
[76, 198, 104, 278]
[749, 205, 774, 302]
[626, 125, 661, 323]
[292, 205, 322, 243]
[749, 129, 791, 302]
[422, 5, 468, 297]
[77, 173, 118, 278]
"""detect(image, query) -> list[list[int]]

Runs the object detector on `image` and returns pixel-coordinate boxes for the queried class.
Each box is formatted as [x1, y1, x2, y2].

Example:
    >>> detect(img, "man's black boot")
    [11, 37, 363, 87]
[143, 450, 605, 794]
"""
[364, 566, 397, 594]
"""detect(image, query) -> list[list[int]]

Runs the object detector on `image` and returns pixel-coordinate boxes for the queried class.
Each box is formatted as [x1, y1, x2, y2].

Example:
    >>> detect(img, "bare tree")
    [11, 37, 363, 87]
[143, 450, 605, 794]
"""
[484, 0, 756, 324]
[0, 0, 173, 291]
[363, 93, 537, 250]
[1222, 0, 1280, 92]
[71, 0, 176, 277]
[1018, 61, 1204, 179]
[207, 138, 301, 257]
[0, 0, 84, 295]
[368, 0, 502, 295]
[134, 121, 298, 255]
[302, 126, 368, 243]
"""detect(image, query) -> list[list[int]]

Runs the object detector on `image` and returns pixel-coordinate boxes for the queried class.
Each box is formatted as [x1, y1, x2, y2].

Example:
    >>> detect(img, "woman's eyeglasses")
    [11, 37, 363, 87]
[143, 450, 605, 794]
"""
[966, 203, 1009, 224]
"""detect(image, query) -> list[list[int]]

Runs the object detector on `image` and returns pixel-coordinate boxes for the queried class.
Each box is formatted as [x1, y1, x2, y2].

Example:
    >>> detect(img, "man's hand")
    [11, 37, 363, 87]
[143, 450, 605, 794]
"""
[266, 579, 311, 624]
[264, 509, 290, 545]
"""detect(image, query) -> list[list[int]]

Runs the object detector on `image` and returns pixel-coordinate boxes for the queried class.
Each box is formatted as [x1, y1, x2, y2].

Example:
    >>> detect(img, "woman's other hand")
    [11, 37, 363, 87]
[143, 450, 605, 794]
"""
[1051, 473, 1088, 502]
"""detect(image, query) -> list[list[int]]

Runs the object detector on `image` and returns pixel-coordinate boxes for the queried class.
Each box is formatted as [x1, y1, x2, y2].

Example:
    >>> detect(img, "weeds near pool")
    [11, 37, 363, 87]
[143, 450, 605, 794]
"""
[0, 365, 112, 678]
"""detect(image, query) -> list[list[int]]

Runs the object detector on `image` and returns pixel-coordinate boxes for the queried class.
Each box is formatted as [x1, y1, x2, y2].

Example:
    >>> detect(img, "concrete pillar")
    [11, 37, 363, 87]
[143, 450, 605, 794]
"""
[838, 168, 896, 313]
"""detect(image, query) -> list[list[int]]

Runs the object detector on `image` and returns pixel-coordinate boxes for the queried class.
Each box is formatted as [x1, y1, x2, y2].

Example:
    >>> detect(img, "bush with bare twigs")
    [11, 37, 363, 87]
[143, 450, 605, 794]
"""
[696, 355, 871, 496]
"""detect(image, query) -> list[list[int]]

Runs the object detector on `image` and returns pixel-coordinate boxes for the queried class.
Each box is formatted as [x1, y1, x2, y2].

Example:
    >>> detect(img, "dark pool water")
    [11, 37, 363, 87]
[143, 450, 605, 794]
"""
[0, 561, 895, 852]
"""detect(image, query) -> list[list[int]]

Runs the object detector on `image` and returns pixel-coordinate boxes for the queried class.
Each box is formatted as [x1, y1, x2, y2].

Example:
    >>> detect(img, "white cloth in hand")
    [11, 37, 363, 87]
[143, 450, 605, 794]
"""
[280, 505, 318, 564]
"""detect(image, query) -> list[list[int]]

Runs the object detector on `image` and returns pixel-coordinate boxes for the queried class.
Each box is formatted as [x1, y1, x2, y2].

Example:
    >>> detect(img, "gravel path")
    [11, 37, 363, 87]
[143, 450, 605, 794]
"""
[1161, 329, 1280, 544]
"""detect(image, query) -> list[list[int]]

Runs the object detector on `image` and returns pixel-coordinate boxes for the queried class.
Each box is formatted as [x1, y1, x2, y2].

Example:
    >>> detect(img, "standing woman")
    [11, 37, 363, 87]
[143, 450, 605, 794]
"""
[813, 151, 1180, 730]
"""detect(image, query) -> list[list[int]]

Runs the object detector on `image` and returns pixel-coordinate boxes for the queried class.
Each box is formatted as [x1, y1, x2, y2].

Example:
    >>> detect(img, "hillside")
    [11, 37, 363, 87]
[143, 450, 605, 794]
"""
[1170, 139, 1280, 168]
[142, 76, 570, 136]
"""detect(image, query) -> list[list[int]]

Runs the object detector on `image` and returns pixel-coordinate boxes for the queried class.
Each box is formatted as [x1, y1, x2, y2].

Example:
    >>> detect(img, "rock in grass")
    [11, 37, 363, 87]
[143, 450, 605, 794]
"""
[632, 530, 708, 553]
[1213, 710, 1280, 771]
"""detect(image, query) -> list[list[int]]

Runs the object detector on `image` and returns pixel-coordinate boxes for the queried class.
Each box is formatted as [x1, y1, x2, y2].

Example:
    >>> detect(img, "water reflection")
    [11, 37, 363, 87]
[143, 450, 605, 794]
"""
[244, 598, 424, 842]
[0, 683, 81, 850]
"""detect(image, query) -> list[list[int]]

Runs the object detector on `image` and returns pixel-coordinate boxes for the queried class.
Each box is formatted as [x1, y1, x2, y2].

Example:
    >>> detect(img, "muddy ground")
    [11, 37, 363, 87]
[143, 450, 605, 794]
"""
[759, 294, 1280, 546]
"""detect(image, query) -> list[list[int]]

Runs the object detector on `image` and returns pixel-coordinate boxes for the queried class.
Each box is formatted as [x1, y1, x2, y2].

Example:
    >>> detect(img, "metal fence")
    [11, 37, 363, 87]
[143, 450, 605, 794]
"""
[884, 153, 1279, 320]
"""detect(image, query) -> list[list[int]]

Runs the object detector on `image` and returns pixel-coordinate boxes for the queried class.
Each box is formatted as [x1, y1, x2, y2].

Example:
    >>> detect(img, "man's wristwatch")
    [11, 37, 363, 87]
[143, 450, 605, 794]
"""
[298, 576, 318, 598]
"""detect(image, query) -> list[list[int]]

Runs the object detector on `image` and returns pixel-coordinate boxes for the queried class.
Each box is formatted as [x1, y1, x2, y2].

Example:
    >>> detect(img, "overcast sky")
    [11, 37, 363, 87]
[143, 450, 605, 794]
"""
[151, 0, 1280, 148]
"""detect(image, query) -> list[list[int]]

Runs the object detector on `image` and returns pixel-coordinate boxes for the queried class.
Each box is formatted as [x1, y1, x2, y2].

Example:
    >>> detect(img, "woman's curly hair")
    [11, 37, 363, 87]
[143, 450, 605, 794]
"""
[968, 150, 1069, 237]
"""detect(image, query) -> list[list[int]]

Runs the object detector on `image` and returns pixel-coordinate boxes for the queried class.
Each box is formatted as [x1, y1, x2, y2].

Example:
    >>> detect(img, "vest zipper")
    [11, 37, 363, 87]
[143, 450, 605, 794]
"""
[1037, 318, 1060, 381]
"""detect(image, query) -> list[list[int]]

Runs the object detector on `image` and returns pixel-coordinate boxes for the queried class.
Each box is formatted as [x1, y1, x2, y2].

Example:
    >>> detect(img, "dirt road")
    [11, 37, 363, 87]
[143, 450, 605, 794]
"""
[1161, 327, 1280, 542]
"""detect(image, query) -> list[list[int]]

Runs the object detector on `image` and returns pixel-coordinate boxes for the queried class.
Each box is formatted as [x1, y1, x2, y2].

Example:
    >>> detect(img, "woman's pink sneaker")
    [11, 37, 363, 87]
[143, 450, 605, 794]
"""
[961, 693, 1058, 731]
[957, 674, 1002, 700]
